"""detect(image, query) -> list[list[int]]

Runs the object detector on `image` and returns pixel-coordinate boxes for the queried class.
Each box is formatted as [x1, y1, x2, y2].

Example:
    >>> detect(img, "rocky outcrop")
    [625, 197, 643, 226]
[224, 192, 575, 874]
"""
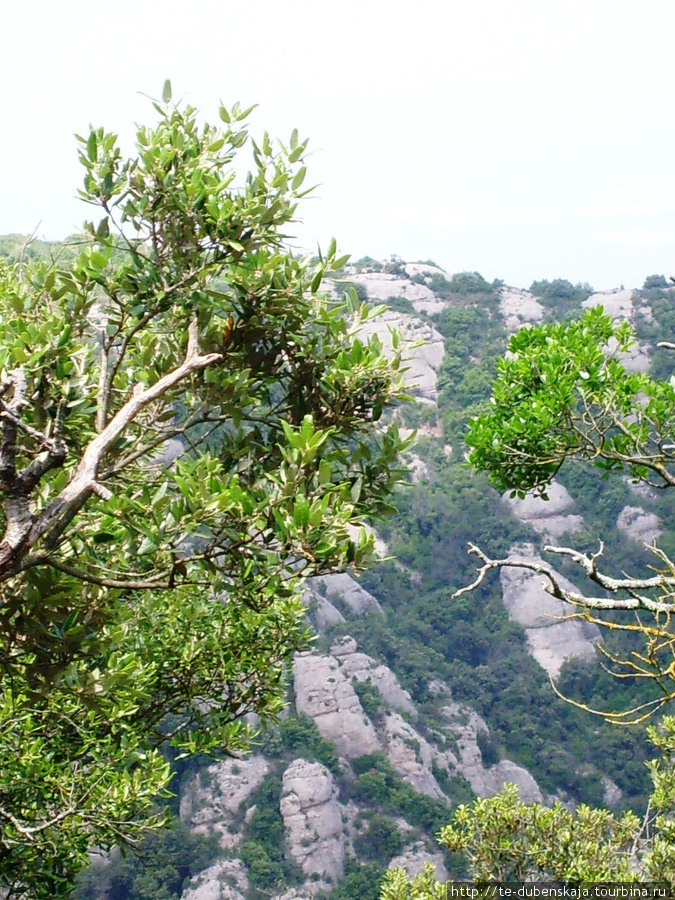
[504, 481, 584, 539]
[583, 289, 635, 321]
[499, 545, 599, 677]
[389, 841, 449, 881]
[304, 571, 382, 632]
[357, 309, 444, 402]
[181, 859, 249, 900]
[280, 759, 348, 890]
[308, 572, 382, 615]
[294, 642, 543, 803]
[616, 505, 661, 544]
[438, 702, 543, 804]
[356, 271, 446, 316]
[331, 637, 417, 716]
[582, 289, 651, 372]
[293, 652, 382, 758]
[180, 755, 269, 847]
[381, 711, 445, 798]
[602, 775, 623, 807]
[500, 287, 544, 333]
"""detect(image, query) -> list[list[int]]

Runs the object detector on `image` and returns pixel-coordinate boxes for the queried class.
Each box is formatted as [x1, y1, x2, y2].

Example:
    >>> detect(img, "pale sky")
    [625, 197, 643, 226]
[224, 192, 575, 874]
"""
[3, 0, 675, 290]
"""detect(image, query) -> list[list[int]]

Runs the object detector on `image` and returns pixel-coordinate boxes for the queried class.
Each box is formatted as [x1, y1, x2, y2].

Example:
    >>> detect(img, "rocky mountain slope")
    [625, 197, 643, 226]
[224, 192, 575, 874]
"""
[165, 261, 672, 900]
[42, 247, 674, 899]
[178, 628, 541, 899]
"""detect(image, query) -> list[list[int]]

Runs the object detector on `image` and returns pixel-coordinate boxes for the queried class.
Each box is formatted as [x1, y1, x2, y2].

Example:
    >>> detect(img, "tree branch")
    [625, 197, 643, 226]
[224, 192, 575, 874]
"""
[0, 321, 222, 582]
[454, 542, 675, 613]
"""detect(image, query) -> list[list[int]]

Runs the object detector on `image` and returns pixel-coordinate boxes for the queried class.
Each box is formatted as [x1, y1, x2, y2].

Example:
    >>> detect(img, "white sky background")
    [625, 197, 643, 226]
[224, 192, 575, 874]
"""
[2, 0, 675, 290]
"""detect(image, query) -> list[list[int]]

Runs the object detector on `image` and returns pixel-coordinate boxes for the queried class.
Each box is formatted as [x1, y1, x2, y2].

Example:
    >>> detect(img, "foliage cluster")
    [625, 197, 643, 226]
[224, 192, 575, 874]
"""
[529, 277, 593, 318]
[0, 84, 409, 897]
[73, 819, 219, 900]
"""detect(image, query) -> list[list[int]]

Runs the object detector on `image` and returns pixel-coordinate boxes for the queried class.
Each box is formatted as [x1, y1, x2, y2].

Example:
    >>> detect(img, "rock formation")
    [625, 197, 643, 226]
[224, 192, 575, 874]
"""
[504, 481, 584, 539]
[292, 652, 382, 759]
[499, 545, 599, 678]
[280, 759, 349, 890]
[180, 755, 270, 848]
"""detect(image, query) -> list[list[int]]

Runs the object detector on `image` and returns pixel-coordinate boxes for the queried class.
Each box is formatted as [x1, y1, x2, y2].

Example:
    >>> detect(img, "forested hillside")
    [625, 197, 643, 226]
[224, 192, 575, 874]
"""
[2, 236, 670, 899]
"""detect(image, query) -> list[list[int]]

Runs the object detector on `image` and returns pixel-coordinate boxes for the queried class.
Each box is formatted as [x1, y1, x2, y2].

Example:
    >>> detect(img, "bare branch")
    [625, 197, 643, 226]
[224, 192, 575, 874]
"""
[454, 542, 675, 613]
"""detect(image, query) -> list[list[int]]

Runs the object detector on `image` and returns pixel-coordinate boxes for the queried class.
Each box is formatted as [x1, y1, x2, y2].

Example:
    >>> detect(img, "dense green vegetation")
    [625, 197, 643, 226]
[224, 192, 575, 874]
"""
[529, 277, 594, 319]
[7, 219, 674, 896]
[0, 85, 409, 897]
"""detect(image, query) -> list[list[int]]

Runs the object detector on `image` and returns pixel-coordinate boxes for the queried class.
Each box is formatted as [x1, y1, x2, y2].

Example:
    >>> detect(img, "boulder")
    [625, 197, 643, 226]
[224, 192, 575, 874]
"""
[280, 759, 348, 889]
[293, 653, 381, 758]
[308, 572, 382, 615]
[499, 546, 599, 677]
[180, 755, 269, 848]
[616, 505, 661, 544]
[504, 481, 584, 539]
[500, 287, 544, 333]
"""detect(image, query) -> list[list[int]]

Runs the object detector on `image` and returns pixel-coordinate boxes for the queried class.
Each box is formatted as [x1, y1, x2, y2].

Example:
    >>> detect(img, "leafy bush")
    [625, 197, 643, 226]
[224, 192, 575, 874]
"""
[643, 274, 668, 289]
[354, 814, 403, 863]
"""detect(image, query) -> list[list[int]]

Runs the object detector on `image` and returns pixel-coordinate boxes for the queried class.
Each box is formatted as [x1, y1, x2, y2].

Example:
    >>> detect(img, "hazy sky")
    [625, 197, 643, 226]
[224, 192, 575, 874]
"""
[3, 0, 675, 290]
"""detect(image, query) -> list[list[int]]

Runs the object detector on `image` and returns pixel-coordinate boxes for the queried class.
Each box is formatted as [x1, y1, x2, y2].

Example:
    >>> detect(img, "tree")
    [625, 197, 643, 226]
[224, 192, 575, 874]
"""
[379, 307, 675, 895]
[0, 82, 410, 897]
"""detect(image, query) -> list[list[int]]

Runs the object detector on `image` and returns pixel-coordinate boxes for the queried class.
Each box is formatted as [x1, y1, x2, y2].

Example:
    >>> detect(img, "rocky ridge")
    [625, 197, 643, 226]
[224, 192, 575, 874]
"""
[181, 635, 542, 898]
[177, 260, 665, 898]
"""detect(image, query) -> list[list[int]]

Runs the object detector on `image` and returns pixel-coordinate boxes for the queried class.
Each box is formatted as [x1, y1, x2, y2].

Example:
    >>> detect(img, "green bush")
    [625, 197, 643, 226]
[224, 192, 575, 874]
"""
[354, 814, 403, 863]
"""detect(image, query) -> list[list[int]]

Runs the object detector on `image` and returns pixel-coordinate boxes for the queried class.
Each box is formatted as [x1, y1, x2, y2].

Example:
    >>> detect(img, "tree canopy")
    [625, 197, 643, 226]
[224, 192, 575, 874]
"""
[0, 83, 409, 897]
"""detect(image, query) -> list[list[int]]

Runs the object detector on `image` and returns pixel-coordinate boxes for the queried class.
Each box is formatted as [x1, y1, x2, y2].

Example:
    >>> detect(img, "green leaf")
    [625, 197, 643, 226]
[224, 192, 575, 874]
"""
[291, 166, 306, 191]
[86, 131, 97, 162]
[162, 79, 172, 104]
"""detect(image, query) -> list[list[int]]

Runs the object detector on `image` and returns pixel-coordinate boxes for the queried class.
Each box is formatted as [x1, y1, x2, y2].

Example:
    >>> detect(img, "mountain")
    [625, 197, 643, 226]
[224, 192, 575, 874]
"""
[2, 237, 670, 899]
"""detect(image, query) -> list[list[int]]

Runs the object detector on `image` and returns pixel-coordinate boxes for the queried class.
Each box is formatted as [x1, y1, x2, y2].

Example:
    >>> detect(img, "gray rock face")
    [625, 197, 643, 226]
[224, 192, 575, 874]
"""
[180, 755, 269, 847]
[389, 841, 449, 881]
[308, 572, 382, 615]
[181, 859, 249, 900]
[293, 652, 381, 758]
[489, 761, 545, 805]
[381, 711, 446, 798]
[280, 759, 347, 890]
[294, 643, 543, 804]
[582, 289, 651, 372]
[616, 505, 661, 544]
[357, 309, 445, 402]
[438, 702, 543, 804]
[504, 481, 584, 538]
[583, 288, 634, 321]
[332, 640, 417, 716]
[500, 287, 544, 333]
[499, 546, 599, 677]
[602, 775, 623, 807]
[356, 271, 446, 316]
[309, 595, 345, 631]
